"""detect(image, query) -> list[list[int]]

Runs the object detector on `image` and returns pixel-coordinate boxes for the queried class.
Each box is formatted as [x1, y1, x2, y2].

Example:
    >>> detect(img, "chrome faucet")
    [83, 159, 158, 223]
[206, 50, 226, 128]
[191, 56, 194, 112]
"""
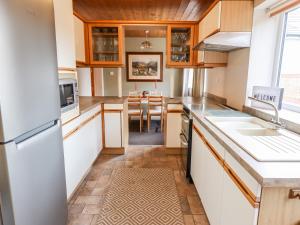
[248, 96, 284, 129]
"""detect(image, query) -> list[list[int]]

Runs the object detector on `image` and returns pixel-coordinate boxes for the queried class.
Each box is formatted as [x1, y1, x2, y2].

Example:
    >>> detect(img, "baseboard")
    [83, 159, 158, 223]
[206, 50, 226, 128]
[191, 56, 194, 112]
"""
[101, 147, 125, 155]
[165, 147, 181, 155]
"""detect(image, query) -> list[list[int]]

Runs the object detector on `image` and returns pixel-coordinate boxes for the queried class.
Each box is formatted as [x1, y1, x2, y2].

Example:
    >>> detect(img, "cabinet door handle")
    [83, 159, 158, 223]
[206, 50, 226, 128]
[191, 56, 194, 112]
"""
[289, 189, 300, 199]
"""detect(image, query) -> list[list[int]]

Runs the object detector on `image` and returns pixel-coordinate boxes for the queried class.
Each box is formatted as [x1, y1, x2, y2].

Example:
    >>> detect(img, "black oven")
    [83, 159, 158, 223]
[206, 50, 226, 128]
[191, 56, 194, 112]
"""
[180, 105, 193, 182]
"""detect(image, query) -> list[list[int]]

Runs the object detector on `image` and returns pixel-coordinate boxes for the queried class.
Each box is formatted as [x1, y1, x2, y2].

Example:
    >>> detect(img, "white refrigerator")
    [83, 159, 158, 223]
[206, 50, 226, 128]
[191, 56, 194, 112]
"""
[0, 0, 68, 225]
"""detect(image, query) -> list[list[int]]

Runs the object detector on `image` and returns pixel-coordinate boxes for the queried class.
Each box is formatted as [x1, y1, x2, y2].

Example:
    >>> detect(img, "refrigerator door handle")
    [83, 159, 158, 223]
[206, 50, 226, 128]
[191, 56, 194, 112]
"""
[14, 120, 58, 144]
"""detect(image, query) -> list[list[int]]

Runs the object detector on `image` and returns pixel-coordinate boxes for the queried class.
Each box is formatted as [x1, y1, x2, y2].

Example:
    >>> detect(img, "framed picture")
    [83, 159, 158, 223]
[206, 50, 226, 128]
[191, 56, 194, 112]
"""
[126, 52, 163, 82]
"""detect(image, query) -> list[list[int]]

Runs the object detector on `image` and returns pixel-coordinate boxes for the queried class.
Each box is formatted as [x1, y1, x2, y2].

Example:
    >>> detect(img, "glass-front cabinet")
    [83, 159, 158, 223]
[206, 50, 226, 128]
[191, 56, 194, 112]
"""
[88, 24, 123, 65]
[167, 25, 194, 67]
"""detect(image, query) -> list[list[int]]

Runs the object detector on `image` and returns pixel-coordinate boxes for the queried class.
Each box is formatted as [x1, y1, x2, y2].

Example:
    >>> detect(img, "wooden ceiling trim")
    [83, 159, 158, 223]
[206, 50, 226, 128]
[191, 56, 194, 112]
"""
[197, 0, 220, 23]
[73, 11, 87, 22]
[73, 0, 215, 21]
[84, 19, 198, 25]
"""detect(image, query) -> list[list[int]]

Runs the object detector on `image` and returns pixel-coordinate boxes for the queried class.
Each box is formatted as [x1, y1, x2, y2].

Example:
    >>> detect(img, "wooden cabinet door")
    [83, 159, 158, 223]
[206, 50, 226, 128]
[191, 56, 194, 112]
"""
[198, 1, 221, 43]
[104, 112, 122, 148]
[220, 170, 259, 225]
[74, 16, 86, 63]
[63, 114, 102, 199]
[191, 129, 205, 195]
[167, 25, 194, 67]
[198, 138, 223, 225]
[53, 0, 76, 69]
[197, 51, 228, 67]
[89, 24, 124, 66]
[165, 112, 182, 148]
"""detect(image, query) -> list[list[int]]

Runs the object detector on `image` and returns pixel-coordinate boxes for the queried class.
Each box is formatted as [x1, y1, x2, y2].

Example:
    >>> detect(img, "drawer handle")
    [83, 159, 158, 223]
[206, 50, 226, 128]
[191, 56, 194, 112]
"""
[289, 189, 300, 199]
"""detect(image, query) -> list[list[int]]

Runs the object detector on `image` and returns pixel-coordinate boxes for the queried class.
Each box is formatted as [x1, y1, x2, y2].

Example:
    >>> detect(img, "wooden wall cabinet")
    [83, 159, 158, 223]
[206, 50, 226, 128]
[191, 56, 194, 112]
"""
[198, 1, 253, 44]
[197, 50, 228, 67]
[194, 0, 253, 68]
[167, 25, 194, 67]
[88, 24, 124, 66]
[74, 16, 86, 65]
[53, 0, 76, 69]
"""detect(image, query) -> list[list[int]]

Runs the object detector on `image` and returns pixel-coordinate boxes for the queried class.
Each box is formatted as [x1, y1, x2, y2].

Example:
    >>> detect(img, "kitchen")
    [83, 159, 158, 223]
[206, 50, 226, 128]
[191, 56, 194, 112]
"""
[1, 0, 300, 225]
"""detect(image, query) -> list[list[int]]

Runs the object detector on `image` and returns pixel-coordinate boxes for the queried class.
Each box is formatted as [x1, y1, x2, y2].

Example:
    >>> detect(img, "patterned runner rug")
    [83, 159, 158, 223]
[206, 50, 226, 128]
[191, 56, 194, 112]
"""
[96, 168, 185, 225]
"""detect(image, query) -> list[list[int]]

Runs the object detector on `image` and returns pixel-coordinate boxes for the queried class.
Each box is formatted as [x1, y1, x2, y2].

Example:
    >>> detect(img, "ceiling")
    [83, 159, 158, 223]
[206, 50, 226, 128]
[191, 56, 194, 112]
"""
[125, 26, 167, 37]
[73, 0, 214, 21]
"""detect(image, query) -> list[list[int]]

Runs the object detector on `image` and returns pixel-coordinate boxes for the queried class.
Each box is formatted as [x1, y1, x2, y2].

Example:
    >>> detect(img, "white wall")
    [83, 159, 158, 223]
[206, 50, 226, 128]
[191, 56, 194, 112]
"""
[224, 49, 250, 110]
[206, 67, 226, 97]
[205, 48, 250, 110]
[77, 68, 92, 96]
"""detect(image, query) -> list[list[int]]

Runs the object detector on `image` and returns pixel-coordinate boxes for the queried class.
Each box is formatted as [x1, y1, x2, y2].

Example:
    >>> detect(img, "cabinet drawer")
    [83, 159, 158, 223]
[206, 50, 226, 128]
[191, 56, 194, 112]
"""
[198, 1, 221, 42]
[193, 119, 225, 158]
[104, 104, 123, 110]
[167, 104, 183, 111]
[62, 105, 101, 136]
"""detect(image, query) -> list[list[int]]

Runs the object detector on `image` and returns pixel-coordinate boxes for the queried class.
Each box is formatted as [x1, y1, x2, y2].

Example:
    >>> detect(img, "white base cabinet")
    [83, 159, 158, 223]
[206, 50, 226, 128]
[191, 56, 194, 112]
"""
[104, 112, 122, 148]
[62, 106, 102, 199]
[191, 129, 223, 225]
[191, 120, 259, 225]
[165, 104, 183, 148]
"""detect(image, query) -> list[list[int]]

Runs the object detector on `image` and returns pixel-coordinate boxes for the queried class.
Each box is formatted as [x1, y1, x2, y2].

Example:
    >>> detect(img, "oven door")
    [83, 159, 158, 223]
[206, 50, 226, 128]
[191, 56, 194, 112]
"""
[180, 133, 189, 173]
[59, 79, 78, 113]
[181, 113, 190, 137]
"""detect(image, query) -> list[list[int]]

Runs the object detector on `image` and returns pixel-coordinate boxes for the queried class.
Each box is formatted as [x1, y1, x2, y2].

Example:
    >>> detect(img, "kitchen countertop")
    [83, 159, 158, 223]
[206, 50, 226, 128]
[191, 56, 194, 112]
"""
[164, 97, 209, 105]
[79, 96, 127, 114]
[181, 98, 300, 187]
[79, 96, 300, 187]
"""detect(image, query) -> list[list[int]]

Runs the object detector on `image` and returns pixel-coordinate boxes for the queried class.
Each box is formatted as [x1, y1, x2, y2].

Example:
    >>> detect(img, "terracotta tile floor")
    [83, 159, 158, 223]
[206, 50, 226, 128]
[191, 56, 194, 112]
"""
[68, 146, 210, 225]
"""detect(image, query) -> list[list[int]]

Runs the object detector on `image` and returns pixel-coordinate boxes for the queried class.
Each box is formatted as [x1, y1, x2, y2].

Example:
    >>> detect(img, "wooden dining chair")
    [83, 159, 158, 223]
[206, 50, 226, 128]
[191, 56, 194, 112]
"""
[128, 95, 143, 132]
[147, 93, 163, 132]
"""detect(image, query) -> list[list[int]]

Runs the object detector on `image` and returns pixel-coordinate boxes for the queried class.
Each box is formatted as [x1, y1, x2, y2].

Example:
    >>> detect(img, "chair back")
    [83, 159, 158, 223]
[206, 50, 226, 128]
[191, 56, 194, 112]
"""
[128, 95, 142, 113]
[147, 94, 163, 114]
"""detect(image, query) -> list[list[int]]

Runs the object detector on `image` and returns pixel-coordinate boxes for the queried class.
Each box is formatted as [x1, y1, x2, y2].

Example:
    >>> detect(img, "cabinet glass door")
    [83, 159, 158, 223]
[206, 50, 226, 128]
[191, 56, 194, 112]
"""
[91, 26, 119, 62]
[170, 27, 192, 63]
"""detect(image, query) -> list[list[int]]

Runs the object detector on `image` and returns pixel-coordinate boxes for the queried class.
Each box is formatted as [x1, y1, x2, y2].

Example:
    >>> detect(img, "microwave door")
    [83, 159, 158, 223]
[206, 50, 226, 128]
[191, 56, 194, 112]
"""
[59, 83, 75, 113]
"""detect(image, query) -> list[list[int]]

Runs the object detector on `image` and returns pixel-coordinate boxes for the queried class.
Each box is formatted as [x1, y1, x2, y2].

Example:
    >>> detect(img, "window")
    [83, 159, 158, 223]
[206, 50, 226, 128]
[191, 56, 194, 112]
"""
[277, 7, 300, 112]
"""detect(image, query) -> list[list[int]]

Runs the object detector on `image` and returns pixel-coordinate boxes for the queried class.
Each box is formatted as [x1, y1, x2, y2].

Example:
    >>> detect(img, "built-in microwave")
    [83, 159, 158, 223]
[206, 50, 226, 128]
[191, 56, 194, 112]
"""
[58, 70, 80, 124]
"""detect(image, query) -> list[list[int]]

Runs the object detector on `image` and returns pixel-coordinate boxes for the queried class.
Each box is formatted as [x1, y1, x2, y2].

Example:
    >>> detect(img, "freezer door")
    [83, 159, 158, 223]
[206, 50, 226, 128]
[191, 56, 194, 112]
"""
[0, 122, 67, 225]
[0, 0, 60, 142]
